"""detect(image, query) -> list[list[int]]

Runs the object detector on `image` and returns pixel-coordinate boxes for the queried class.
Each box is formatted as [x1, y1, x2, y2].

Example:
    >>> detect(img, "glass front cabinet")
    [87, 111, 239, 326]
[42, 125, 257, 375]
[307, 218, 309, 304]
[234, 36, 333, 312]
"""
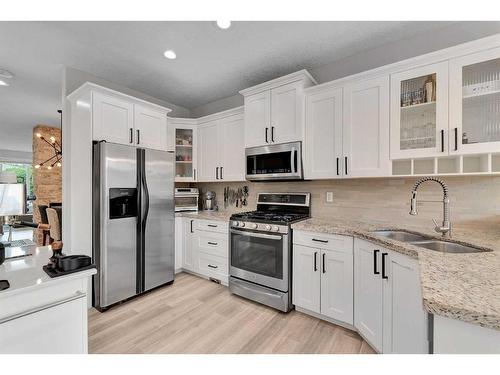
[449, 46, 500, 155]
[170, 119, 197, 182]
[390, 62, 449, 159]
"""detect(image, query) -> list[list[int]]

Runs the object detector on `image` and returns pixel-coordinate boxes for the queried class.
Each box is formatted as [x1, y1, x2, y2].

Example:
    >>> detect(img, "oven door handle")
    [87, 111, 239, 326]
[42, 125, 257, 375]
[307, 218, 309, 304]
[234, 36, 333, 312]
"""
[291, 147, 296, 174]
[230, 229, 283, 241]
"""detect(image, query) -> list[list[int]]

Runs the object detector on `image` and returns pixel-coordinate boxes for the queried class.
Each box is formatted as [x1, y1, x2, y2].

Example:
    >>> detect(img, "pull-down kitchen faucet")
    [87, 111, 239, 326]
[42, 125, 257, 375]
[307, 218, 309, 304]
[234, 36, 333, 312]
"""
[409, 177, 451, 237]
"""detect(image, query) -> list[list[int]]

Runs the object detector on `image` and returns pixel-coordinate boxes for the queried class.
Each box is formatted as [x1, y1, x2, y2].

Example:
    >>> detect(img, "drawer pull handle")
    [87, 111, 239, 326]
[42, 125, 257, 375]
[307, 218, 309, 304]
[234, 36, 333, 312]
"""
[0, 291, 86, 324]
[312, 238, 328, 243]
[208, 264, 218, 269]
[207, 224, 218, 228]
[208, 241, 218, 246]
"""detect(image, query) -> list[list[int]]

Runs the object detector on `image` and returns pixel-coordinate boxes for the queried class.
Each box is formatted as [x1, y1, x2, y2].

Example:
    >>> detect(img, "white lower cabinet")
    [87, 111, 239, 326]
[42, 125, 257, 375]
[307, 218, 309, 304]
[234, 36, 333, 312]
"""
[0, 295, 86, 354]
[174, 216, 183, 272]
[179, 217, 229, 284]
[292, 232, 354, 325]
[354, 238, 428, 353]
[0, 277, 90, 354]
[182, 217, 198, 273]
[354, 239, 384, 351]
[292, 244, 321, 312]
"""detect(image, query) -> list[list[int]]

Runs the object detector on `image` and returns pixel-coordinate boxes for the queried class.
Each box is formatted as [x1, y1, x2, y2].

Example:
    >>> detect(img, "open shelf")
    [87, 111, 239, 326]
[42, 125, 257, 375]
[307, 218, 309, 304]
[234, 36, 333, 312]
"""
[492, 154, 500, 172]
[463, 154, 490, 174]
[437, 157, 461, 174]
[391, 153, 500, 176]
[401, 101, 436, 110]
[413, 159, 435, 175]
[392, 160, 412, 176]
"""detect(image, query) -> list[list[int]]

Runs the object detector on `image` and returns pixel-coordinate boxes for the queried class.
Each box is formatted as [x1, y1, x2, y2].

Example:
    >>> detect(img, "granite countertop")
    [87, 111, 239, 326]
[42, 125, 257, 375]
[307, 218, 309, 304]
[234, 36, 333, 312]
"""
[291, 218, 500, 331]
[176, 210, 235, 222]
[0, 246, 96, 298]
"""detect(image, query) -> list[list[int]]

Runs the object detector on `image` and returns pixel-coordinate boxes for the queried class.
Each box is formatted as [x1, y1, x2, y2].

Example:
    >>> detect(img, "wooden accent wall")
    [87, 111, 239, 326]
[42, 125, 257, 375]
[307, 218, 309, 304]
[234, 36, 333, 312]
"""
[32, 125, 62, 244]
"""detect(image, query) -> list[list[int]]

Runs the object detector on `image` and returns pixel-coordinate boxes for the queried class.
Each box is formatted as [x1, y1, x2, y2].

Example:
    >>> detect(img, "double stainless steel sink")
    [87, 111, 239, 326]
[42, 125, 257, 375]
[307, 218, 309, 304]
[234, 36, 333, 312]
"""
[372, 230, 489, 254]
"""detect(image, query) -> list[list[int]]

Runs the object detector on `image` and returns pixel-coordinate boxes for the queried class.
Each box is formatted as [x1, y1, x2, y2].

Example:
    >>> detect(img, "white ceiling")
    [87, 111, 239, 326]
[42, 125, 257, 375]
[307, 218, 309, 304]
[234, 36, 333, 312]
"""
[0, 21, 498, 153]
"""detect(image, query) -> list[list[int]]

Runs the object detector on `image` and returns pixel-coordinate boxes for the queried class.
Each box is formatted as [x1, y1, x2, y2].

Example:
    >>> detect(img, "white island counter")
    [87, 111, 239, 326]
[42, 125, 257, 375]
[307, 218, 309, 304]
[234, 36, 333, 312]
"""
[0, 246, 95, 354]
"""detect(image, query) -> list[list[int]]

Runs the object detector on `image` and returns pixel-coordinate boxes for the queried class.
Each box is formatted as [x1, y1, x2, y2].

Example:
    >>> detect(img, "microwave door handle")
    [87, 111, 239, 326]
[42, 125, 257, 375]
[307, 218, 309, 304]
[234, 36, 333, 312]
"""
[291, 147, 296, 174]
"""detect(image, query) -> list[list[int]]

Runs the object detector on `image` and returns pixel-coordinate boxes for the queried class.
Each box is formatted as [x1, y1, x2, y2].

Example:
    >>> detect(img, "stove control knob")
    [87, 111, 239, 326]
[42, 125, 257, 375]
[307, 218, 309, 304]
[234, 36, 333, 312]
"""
[265, 224, 272, 231]
[249, 223, 258, 229]
[232, 221, 239, 227]
[239, 222, 245, 227]
[272, 226, 280, 232]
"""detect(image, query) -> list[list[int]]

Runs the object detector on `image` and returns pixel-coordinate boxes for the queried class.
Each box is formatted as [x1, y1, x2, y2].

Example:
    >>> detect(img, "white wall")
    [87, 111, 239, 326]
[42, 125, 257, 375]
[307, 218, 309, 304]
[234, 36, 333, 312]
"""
[190, 22, 500, 118]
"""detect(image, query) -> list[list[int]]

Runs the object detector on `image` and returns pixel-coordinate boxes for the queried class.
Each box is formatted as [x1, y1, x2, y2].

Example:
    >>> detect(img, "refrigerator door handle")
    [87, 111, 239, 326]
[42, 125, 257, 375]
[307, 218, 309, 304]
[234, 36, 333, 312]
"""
[142, 163, 150, 226]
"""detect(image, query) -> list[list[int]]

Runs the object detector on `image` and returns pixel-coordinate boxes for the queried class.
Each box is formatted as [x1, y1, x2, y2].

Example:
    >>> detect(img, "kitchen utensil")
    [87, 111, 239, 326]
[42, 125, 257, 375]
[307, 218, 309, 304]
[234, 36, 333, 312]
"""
[242, 186, 249, 206]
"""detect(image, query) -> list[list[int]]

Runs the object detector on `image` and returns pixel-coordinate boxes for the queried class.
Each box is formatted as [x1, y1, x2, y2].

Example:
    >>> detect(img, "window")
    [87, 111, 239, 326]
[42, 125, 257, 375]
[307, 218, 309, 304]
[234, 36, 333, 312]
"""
[0, 162, 34, 214]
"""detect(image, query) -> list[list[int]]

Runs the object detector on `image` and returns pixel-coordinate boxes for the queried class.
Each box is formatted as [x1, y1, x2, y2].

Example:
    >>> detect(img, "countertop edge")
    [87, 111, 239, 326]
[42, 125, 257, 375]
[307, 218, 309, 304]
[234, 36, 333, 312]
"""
[0, 268, 96, 299]
[291, 220, 500, 332]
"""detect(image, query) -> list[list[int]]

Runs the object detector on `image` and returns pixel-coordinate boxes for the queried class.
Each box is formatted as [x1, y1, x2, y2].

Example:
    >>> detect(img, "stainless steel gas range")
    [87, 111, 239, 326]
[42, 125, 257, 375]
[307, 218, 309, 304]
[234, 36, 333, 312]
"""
[228, 193, 311, 312]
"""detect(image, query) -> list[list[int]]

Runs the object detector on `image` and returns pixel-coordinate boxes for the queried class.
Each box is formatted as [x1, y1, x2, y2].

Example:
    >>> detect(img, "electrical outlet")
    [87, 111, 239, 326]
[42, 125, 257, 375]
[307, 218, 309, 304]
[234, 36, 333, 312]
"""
[326, 192, 333, 203]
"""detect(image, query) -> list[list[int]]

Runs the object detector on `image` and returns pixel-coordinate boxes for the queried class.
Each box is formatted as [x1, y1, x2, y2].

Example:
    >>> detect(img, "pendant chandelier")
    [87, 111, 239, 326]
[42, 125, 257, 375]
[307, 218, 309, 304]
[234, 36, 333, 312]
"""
[34, 109, 62, 170]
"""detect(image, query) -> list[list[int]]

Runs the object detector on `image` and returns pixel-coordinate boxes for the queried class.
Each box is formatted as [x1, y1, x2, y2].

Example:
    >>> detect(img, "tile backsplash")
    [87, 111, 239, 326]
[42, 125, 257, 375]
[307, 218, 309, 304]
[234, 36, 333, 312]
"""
[194, 176, 500, 230]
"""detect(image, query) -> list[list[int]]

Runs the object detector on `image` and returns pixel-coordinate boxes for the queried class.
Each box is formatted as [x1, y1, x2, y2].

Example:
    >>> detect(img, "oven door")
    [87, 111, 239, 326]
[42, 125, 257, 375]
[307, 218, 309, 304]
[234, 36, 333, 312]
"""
[230, 228, 289, 292]
[245, 142, 302, 181]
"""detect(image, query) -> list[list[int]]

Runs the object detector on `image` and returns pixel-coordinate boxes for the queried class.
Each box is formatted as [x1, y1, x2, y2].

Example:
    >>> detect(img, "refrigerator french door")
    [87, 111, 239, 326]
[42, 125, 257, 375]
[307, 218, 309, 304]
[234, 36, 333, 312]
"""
[93, 142, 174, 310]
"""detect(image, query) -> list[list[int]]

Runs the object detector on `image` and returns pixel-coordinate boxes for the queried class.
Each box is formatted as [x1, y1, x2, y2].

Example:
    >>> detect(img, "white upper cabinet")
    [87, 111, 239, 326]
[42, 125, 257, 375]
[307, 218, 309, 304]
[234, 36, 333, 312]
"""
[244, 90, 271, 147]
[90, 86, 171, 150]
[197, 108, 245, 182]
[92, 92, 134, 146]
[449, 46, 500, 155]
[134, 104, 168, 151]
[343, 76, 390, 177]
[270, 81, 303, 144]
[304, 75, 391, 179]
[304, 87, 343, 179]
[390, 62, 449, 159]
[240, 70, 316, 148]
[197, 121, 220, 182]
[218, 113, 245, 181]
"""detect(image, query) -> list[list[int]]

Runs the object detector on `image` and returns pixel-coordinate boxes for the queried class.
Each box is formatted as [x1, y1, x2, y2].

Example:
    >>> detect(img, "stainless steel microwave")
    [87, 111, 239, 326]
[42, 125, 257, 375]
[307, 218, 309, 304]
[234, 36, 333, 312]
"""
[245, 141, 303, 181]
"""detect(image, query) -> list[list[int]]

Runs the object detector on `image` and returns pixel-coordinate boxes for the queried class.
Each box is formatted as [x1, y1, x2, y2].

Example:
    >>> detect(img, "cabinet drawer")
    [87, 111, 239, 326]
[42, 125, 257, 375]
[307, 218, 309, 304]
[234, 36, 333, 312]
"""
[194, 219, 228, 234]
[293, 230, 353, 252]
[0, 278, 87, 321]
[196, 231, 228, 258]
[0, 294, 86, 354]
[198, 253, 228, 281]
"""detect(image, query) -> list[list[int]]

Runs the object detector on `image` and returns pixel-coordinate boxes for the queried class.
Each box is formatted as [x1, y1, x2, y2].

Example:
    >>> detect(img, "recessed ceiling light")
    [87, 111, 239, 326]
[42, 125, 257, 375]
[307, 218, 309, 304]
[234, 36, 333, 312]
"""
[0, 80, 9, 87]
[216, 20, 231, 30]
[164, 50, 177, 60]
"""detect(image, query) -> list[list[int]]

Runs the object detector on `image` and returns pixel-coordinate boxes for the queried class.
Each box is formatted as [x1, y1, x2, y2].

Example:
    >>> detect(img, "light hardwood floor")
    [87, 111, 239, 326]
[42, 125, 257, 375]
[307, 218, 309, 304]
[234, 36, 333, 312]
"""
[89, 272, 375, 354]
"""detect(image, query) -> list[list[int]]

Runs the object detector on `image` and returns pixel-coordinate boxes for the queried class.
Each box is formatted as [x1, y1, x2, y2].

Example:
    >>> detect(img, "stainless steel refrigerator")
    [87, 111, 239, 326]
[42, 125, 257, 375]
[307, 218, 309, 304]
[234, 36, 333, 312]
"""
[92, 142, 174, 311]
